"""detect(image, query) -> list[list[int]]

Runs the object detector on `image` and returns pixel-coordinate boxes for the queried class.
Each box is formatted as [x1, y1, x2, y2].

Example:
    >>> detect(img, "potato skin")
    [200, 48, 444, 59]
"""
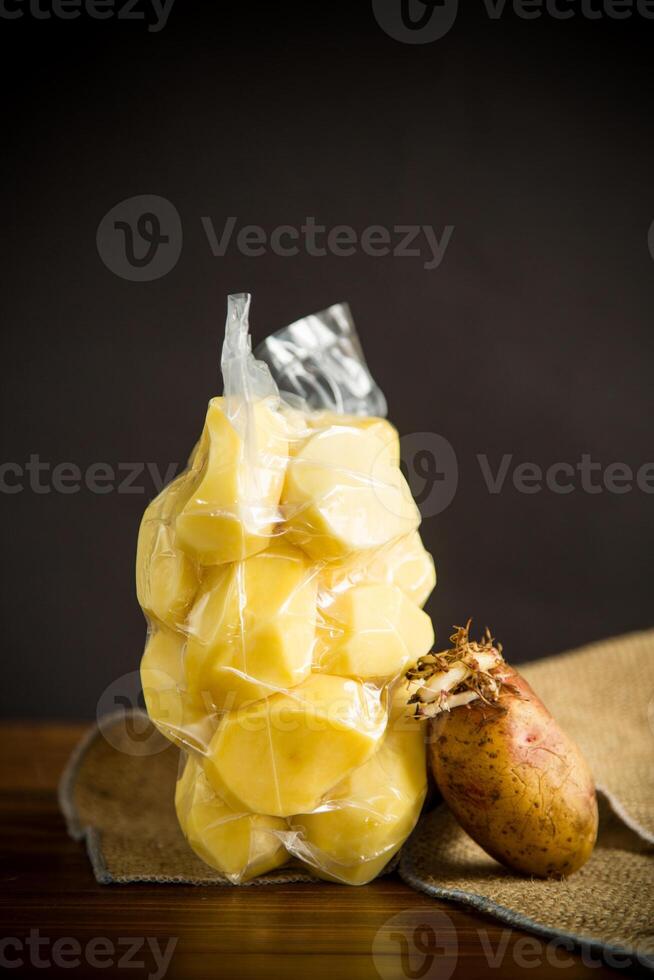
[429, 666, 598, 877]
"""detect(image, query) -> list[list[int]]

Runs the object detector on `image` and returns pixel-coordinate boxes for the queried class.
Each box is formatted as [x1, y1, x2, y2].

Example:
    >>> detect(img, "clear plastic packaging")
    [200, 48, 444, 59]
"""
[137, 293, 435, 884]
[254, 301, 387, 417]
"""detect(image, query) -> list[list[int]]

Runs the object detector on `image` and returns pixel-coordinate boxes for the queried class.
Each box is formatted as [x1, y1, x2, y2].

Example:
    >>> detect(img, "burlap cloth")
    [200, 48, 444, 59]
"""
[60, 628, 654, 967]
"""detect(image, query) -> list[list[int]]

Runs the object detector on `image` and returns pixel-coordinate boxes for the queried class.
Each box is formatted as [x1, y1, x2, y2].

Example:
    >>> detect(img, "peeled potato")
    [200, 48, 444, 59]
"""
[282, 426, 419, 561]
[203, 673, 386, 817]
[293, 713, 427, 885]
[175, 756, 288, 882]
[176, 396, 288, 564]
[314, 583, 433, 680]
[136, 474, 199, 629]
[140, 628, 214, 752]
[319, 530, 436, 609]
[366, 531, 436, 608]
[185, 541, 317, 710]
[305, 412, 401, 466]
[424, 649, 598, 878]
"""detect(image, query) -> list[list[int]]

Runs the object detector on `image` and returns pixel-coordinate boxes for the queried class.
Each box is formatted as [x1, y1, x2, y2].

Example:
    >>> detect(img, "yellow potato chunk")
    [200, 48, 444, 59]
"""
[365, 531, 436, 608]
[285, 411, 400, 465]
[176, 756, 288, 882]
[314, 583, 434, 680]
[306, 413, 401, 466]
[185, 541, 317, 711]
[293, 719, 427, 885]
[176, 396, 288, 564]
[319, 530, 436, 609]
[140, 628, 214, 752]
[204, 674, 387, 817]
[136, 474, 200, 629]
[282, 427, 419, 561]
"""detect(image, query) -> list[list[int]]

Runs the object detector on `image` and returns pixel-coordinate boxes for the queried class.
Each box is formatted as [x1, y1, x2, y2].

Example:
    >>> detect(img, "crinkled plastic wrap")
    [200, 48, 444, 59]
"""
[254, 301, 387, 417]
[137, 293, 435, 885]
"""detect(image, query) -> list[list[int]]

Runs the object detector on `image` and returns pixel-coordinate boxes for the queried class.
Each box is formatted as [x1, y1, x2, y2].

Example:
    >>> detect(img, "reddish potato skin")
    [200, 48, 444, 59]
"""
[429, 666, 598, 877]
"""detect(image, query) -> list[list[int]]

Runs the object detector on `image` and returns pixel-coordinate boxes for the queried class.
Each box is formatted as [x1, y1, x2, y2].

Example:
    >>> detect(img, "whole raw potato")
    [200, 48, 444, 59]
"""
[429, 666, 598, 877]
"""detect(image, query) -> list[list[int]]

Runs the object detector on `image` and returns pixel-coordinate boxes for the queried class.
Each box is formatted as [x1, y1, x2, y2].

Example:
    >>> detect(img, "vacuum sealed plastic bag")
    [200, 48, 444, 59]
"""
[137, 293, 435, 884]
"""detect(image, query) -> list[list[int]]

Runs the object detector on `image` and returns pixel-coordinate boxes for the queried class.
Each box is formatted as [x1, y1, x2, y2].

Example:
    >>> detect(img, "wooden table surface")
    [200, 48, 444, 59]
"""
[0, 723, 635, 980]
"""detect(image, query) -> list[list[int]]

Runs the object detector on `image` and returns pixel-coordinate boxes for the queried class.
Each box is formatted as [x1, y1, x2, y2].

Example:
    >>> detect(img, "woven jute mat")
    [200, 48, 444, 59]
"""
[59, 712, 318, 886]
[60, 628, 654, 967]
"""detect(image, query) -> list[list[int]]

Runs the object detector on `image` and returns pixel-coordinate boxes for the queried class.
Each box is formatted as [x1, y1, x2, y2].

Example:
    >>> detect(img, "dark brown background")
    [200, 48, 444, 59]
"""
[1, 2, 652, 719]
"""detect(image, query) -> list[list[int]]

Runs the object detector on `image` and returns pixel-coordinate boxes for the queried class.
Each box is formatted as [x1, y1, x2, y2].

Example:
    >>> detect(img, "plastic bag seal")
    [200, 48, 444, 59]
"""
[255, 302, 387, 418]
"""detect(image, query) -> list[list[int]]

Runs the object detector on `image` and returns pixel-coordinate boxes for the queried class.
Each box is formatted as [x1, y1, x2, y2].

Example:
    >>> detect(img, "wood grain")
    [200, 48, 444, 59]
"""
[0, 723, 630, 979]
